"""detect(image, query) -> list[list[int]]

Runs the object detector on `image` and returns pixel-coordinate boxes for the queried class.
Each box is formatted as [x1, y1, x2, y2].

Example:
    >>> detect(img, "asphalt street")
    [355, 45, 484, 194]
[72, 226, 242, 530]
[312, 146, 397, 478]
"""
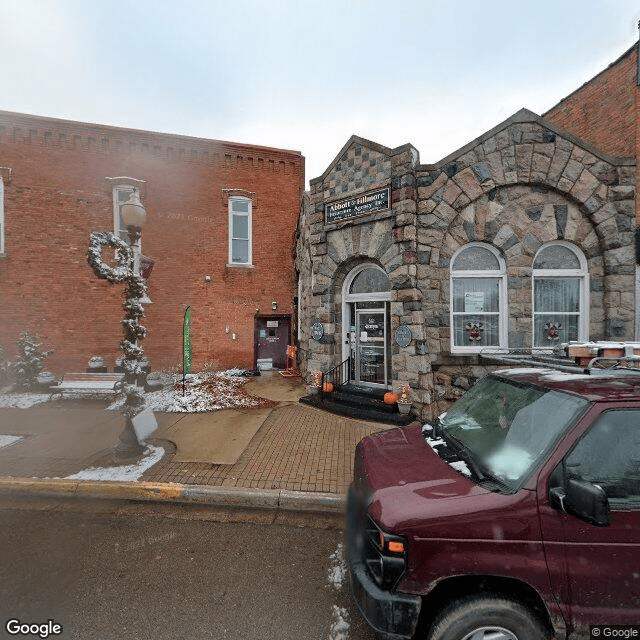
[0, 500, 377, 640]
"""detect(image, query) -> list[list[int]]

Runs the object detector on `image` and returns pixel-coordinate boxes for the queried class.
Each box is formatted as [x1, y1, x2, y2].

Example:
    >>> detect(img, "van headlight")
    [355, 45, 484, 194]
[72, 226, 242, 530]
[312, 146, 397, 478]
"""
[365, 515, 408, 590]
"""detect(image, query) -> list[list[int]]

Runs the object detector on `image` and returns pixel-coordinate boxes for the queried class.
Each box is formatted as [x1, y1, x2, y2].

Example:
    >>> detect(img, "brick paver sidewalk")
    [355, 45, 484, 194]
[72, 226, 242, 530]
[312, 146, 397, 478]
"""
[143, 403, 387, 494]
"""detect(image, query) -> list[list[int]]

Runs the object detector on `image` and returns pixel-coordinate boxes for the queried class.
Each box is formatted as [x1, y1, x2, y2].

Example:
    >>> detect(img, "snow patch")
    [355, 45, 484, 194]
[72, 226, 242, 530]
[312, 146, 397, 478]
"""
[328, 543, 346, 590]
[424, 435, 473, 478]
[541, 372, 592, 381]
[65, 445, 164, 481]
[218, 368, 247, 378]
[0, 435, 23, 449]
[329, 605, 350, 640]
[449, 460, 472, 477]
[108, 370, 264, 413]
[494, 368, 556, 375]
[0, 393, 50, 408]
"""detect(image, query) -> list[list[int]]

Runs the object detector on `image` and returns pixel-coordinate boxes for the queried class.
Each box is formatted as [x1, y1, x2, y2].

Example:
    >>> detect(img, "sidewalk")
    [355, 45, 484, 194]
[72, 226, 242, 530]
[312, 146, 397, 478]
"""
[0, 372, 406, 514]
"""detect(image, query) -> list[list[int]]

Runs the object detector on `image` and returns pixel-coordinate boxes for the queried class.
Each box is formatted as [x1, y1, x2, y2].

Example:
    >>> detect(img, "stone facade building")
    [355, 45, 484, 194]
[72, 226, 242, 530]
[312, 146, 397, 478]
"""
[0, 110, 304, 375]
[296, 106, 636, 419]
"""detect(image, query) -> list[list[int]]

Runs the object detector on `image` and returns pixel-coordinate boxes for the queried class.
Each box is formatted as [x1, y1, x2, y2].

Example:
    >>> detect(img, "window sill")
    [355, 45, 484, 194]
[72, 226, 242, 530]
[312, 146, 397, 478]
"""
[450, 347, 502, 355]
[226, 263, 255, 269]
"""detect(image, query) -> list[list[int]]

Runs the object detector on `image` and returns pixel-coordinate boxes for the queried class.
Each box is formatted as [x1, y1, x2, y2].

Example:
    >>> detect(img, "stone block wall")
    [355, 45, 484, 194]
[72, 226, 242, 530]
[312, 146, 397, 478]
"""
[297, 136, 424, 394]
[416, 111, 635, 417]
[297, 111, 636, 420]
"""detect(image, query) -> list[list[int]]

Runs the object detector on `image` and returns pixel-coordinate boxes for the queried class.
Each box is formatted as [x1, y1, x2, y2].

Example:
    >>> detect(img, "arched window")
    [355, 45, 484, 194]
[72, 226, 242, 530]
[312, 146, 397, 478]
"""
[348, 266, 391, 295]
[450, 243, 507, 352]
[532, 242, 588, 347]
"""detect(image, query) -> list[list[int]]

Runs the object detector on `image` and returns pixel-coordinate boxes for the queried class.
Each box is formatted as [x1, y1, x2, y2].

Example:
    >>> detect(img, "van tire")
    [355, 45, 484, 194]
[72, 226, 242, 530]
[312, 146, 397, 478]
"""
[425, 595, 549, 640]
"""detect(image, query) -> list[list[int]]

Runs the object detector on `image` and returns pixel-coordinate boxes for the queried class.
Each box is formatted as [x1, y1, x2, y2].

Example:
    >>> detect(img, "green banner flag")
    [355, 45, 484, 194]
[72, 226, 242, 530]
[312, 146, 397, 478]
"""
[183, 306, 192, 376]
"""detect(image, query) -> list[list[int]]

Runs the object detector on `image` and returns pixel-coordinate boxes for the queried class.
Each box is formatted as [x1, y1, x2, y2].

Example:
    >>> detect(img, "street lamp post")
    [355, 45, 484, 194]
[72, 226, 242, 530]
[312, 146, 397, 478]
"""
[87, 189, 149, 459]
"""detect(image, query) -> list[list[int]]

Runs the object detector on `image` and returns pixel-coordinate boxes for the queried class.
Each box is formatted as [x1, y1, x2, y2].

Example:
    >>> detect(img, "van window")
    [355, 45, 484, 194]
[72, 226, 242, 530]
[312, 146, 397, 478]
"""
[566, 409, 640, 508]
[440, 375, 588, 489]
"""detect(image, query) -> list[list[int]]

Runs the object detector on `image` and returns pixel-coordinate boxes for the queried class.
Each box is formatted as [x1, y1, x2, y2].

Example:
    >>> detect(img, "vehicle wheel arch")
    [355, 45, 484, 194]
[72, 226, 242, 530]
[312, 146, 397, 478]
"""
[416, 575, 560, 639]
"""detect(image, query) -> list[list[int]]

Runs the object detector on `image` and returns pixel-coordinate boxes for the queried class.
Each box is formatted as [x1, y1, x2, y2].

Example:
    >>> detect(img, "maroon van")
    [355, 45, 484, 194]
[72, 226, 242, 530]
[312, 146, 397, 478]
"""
[346, 367, 640, 640]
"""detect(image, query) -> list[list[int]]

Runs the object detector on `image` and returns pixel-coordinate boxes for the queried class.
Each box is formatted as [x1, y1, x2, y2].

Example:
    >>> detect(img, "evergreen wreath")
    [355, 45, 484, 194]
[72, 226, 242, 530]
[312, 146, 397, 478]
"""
[87, 231, 132, 283]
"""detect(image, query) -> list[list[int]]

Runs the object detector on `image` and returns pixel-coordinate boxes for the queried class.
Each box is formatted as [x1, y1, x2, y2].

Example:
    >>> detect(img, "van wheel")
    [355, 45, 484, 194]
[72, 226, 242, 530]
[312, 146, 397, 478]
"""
[425, 595, 549, 640]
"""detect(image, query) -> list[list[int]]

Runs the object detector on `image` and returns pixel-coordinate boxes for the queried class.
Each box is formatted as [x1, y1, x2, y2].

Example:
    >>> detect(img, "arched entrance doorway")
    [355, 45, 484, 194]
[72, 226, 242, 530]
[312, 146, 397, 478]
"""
[342, 264, 392, 388]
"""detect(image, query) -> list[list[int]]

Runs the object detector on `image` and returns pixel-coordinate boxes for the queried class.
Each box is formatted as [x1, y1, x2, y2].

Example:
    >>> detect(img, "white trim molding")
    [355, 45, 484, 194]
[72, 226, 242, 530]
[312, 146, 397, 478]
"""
[532, 241, 589, 347]
[228, 195, 253, 266]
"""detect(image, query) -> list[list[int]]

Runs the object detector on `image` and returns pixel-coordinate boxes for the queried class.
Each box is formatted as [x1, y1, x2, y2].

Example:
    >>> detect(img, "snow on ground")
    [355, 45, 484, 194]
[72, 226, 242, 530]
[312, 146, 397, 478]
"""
[328, 543, 346, 590]
[108, 370, 272, 413]
[0, 393, 50, 408]
[327, 544, 350, 639]
[329, 606, 350, 640]
[0, 369, 273, 413]
[0, 435, 23, 449]
[64, 445, 164, 482]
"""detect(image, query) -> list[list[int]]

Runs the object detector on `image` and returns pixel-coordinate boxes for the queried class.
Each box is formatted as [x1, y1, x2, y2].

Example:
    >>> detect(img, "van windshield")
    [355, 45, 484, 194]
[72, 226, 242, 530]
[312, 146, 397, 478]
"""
[439, 375, 588, 489]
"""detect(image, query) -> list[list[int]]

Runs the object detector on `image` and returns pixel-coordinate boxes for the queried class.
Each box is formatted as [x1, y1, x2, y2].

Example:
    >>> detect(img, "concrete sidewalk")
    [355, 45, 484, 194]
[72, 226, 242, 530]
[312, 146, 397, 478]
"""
[0, 372, 404, 514]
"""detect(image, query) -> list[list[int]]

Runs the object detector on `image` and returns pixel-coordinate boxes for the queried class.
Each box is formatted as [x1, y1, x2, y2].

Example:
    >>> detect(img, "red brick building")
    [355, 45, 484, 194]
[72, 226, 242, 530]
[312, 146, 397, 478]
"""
[0, 110, 304, 375]
[544, 43, 637, 160]
[544, 39, 640, 341]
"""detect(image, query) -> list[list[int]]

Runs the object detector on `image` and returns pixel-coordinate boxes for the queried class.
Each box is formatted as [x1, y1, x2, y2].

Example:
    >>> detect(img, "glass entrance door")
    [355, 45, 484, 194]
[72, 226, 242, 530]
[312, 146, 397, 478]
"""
[355, 309, 387, 386]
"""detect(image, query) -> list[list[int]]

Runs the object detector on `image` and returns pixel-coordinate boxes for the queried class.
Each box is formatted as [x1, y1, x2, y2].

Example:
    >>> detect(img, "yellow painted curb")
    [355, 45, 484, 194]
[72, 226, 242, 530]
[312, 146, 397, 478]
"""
[0, 477, 344, 513]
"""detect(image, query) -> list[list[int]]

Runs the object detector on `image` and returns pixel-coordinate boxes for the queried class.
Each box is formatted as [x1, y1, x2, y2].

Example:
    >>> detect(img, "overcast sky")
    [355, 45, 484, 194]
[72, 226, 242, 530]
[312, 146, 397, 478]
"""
[1, 1, 638, 184]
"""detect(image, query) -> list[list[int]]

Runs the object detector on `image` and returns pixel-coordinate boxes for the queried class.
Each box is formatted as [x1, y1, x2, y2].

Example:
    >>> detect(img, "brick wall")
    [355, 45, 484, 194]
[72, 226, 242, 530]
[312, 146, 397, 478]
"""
[0, 111, 304, 375]
[544, 45, 637, 159]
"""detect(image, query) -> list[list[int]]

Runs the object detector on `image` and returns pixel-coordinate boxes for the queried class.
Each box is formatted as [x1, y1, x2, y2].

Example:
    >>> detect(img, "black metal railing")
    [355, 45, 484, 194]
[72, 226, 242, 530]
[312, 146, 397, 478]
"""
[321, 357, 351, 401]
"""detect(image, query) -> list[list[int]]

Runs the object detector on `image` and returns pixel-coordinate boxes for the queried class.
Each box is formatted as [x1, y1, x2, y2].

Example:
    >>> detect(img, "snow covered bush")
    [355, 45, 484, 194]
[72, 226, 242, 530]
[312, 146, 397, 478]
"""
[0, 344, 10, 388]
[14, 332, 54, 391]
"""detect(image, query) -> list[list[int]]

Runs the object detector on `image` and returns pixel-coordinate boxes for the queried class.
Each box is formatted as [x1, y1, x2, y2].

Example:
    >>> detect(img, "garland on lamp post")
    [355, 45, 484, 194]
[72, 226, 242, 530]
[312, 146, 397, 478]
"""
[87, 229, 148, 458]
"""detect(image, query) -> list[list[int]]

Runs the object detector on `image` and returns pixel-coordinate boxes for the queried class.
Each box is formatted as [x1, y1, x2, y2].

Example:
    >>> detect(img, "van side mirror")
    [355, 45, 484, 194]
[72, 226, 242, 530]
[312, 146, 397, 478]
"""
[549, 478, 611, 527]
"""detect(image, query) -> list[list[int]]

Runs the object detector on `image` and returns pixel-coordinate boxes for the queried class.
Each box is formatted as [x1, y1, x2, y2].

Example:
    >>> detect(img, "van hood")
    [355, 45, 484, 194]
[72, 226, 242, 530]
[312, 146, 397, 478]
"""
[356, 425, 483, 497]
[355, 425, 518, 533]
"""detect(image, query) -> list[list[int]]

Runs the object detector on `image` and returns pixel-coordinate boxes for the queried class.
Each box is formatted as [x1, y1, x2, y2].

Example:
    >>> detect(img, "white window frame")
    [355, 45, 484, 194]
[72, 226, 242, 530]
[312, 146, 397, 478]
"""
[228, 196, 253, 266]
[450, 243, 508, 354]
[532, 241, 589, 348]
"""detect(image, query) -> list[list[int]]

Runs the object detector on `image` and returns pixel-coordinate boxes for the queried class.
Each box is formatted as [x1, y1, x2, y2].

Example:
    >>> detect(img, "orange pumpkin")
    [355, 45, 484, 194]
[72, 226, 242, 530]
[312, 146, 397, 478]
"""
[384, 392, 398, 405]
[322, 382, 334, 393]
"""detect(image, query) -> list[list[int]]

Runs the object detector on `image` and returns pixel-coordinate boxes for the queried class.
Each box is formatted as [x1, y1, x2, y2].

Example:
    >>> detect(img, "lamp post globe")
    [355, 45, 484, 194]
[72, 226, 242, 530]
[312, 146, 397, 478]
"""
[120, 190, 146, 229]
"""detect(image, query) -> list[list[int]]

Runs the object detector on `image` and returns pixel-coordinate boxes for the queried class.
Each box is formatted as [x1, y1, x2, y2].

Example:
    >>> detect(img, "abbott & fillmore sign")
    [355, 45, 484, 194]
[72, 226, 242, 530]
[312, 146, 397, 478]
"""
[325, 187, 389, 224]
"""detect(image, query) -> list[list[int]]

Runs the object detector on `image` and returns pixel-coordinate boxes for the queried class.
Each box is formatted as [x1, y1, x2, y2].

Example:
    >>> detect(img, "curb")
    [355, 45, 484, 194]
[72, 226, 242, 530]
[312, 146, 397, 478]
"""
[0, 477, 346, 514]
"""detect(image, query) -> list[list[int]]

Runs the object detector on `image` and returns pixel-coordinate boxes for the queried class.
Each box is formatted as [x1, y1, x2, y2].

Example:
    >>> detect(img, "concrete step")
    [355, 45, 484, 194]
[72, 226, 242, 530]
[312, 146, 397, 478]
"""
[299, 390, 416, 426]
